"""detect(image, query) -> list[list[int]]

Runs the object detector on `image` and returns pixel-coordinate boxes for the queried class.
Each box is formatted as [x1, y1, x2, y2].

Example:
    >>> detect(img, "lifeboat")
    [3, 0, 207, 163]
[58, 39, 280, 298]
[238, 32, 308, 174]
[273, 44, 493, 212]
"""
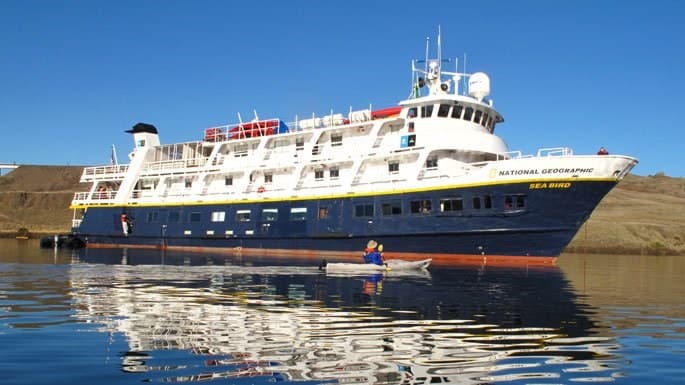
[204, 127, 226, 142]
[229, 119, 288, 139]
[370, 106, 402, 119]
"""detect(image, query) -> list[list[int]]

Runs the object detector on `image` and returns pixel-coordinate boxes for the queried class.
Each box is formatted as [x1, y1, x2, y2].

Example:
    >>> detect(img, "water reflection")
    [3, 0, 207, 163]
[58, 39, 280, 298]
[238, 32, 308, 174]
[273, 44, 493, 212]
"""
[13, 246, 613, 384]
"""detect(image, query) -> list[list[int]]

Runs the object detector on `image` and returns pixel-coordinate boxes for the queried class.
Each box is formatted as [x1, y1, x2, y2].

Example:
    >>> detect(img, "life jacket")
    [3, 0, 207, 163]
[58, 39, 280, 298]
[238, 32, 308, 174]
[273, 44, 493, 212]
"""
[365, 251, 383, 266]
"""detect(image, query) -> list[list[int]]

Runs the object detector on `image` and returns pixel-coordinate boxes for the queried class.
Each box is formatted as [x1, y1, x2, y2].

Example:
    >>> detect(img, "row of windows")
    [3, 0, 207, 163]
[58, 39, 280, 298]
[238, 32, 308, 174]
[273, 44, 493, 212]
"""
[144, 194, 526, 224]
[354, 194, 526, 217]
[407, 103, 497, 131]
[185, 167, 342, 188]
[147, 207, 310, 224]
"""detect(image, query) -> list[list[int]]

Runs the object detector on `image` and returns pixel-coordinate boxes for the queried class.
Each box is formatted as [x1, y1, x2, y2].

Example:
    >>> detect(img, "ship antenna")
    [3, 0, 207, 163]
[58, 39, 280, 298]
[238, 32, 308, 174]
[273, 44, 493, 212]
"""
[424, 36, 430, 74]
[410, 59, 416, 98]
[462, 53, 467, 95]
[437, 25, 442, 75]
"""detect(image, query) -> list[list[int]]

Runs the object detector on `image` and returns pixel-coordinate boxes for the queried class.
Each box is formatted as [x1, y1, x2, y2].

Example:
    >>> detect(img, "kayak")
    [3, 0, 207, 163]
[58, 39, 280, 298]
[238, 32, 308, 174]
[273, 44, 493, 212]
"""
[325, 258, 431, 274]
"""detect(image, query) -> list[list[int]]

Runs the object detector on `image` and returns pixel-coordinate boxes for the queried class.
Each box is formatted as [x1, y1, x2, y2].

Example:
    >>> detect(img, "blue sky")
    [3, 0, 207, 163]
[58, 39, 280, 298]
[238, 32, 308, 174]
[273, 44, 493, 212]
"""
[1, 0, 683, 176]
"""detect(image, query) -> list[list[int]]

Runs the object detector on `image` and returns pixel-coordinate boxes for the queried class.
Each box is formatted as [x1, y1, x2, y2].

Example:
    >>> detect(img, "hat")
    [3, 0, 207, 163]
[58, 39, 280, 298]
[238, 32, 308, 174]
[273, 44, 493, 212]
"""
[366, 240, 378, 249]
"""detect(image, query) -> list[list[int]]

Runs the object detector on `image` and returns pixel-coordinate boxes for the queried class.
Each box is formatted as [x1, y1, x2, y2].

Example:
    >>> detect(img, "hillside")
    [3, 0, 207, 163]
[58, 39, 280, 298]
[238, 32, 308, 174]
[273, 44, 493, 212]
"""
[0, 166, 86, 234]
[567, 174, 685, 255]
[1, 166, 683, 255]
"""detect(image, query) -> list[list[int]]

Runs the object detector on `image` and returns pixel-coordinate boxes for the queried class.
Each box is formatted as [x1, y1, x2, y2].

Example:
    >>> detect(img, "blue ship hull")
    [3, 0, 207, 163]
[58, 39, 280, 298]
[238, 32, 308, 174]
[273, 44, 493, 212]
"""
[75, 180, 616, 261]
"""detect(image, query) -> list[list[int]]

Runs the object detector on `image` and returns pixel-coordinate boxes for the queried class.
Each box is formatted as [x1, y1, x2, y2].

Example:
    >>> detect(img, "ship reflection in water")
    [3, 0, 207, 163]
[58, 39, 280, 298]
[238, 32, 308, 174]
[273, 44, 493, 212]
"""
[68, 248, 620, 384]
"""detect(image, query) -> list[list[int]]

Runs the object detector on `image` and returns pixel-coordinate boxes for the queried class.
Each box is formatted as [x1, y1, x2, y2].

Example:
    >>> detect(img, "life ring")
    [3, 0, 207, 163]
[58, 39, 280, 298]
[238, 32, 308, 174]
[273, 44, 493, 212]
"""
[257, 186, 265, 193]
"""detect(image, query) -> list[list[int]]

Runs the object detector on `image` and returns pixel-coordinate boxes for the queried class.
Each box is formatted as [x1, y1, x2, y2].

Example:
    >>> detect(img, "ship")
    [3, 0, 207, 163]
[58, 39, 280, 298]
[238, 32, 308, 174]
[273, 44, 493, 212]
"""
[69, 36, 637, 265]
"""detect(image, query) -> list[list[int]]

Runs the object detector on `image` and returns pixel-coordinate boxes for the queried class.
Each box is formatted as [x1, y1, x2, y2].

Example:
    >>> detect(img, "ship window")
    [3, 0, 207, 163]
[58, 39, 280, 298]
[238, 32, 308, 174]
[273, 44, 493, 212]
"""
[169, 211, 180, 223]
[273, 138, 290, 149]
[407, 107, 417, 118]
[481, 113, 489, 127]
[437, 104, 450, 117]
[318, 207, 328, 219]
[185, 179, 192, 188]
[472, 197, 481, 209]
[236, 210, 251, 222]
[474, 110, 483, 124]
[484, 195, 492, 209]
[354, 204, 374, 217]
[505, 194, 526, 209]
[381, 200, 402, 216]
[264, 173, 273, 183]
[331, 133, 343, 147]
[295, 137, 305, 150]
[420, 105, 434, 118]
[261, 208, 278, 221]
[289, 207, 307, 221]
[314, 169, 324, 180]
[451, 105, 463, 119]
[388, 161, 399, 174]
[426, 157, 438, 169]
[225, 176, 233, 186]
[440, 198, 463, 212]
[463, 107, 474, 121]
[146, 211, 158, 223]
[211, 211, 225, 222]
[487, 116, 494, 132]
[330, 167, 339, 179]
[234, 144, 249, 157]
[516, 195, 526, 208]
[410, 200, 432, 214]
[189, 212, 201, 222]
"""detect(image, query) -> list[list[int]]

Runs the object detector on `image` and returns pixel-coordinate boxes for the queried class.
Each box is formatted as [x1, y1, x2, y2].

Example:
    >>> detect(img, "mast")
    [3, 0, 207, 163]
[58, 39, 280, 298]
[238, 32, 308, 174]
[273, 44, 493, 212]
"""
[111, 144, 118, 165]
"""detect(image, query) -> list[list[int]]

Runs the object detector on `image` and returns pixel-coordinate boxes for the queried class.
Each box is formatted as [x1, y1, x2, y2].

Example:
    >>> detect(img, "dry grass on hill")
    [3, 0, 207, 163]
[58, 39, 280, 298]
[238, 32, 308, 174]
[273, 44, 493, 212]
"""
[0, 166, 86, 235]
[567, 174, 685, 255]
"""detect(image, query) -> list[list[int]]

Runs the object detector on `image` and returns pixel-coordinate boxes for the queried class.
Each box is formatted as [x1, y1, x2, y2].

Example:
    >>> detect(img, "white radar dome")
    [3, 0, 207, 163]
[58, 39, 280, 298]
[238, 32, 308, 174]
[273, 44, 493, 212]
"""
[468, 72, 490, 101]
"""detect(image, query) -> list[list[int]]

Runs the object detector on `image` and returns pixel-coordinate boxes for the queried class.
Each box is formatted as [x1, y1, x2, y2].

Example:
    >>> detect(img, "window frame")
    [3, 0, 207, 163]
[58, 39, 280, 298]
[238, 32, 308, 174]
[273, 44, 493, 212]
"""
[235, 209, 251, 222]
[261, 208, 278, 222]
[289, 207, 308, 221]
[211, 211, 226, 222]
[381, 200, 402, 216]
[440, 197, 464, 212]
[354, 203, 374, 218]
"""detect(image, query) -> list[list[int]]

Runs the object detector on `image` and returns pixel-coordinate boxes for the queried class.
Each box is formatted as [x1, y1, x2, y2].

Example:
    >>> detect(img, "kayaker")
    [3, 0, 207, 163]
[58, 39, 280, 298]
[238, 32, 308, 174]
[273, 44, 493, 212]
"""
[363, 240, 384, 266]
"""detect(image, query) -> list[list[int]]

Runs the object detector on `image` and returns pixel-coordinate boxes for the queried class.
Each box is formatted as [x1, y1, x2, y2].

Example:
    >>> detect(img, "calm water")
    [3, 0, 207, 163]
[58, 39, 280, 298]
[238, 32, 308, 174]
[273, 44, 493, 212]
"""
[1, 239, 683, 384]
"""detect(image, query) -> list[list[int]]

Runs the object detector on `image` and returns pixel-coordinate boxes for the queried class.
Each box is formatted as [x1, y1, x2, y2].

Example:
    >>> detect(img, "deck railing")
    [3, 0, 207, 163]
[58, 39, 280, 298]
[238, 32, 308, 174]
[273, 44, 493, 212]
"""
[143, 157, 209, 172]
[72, 190, 118, 204]
[82, 164, 129, 178]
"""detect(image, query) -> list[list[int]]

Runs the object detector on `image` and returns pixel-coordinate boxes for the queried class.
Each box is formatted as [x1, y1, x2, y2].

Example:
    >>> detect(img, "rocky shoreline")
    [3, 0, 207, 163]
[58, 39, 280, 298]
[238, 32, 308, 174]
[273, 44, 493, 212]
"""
[2, 166, 683, 255]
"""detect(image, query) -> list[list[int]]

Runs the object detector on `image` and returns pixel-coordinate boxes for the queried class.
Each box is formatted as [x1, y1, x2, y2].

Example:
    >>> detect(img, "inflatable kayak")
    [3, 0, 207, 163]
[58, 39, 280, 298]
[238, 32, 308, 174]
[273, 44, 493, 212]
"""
[325, 258, 431, 274]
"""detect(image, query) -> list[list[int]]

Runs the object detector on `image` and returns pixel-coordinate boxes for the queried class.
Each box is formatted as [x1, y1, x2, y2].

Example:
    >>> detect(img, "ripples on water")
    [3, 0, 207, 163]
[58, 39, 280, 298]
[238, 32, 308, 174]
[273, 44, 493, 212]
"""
[1, 241, 683, 384]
